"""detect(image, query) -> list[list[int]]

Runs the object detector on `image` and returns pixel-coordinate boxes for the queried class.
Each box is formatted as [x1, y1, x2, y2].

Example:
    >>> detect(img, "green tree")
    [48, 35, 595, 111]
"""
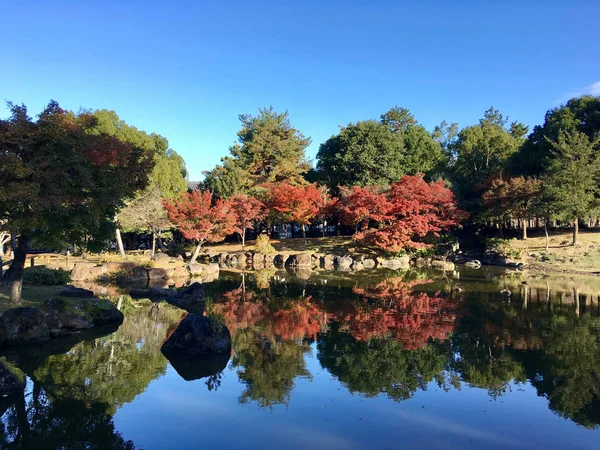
[451, 107, 525, 201]
[203, 156, 251, 198]
[511, 96, 600, 176]
[543, 130, 600, 245]
[316, 120, 405, 190]
[0, 102, 153, 303]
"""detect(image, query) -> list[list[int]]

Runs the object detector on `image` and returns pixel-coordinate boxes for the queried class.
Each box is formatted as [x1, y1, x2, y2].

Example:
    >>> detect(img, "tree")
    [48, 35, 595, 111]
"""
[451, 107, 525, 200]
[117, 186, 172, 256]
[90, 110, 188, 256]
[543, 130, 600, 245]
[343, 176, 465, 253]
[163, 189, 236, 262]
[266, 182, 323, 243]
[432, 120, 459, 162]
[203, 156, 251, 198]
[336, 185, 392, 231]
[0, 102, 153, 303]
[316, 121, 405, 190]
[0, 221, 10, 258]
[229, 194, 265, 250]
[480, 176, 542, 240]
[510, 96, 600, 176]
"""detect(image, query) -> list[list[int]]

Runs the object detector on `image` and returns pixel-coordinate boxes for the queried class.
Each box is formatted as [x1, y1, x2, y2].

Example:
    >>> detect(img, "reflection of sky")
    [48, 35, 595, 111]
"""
[114, 343, 600, 450]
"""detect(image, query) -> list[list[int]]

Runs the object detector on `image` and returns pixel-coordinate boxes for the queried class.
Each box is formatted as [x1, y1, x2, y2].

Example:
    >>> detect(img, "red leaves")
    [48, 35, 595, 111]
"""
[266, 182, 323, 226]
[339, 175, 466, 252]
[163, 189, 236, 244]
[228, 194, 265, 234]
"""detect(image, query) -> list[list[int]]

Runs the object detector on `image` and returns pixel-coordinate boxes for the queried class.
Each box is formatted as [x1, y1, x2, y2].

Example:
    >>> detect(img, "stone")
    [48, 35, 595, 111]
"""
[274, 254, 291, 265]
[44, 297, 92, 334]
[71, 262, 96, 281]
[165, 352, 231, 382]
[431, 260, 455, 271]
[464, 260, 482, 269]
[88, 265, 109, 280]
[131, 266, 149, 280]
[286, 253, 312, 267]
[0, 359, 25, 398]
[148, 268, 171, 280]
[59, 285, 95, 298]
[334, 255, 353, 270]
[188, 263, 220, 280]
[362, 258, 375, 269]
[414, 257, 431, 268]
[351, 261, 364, 271]
[0, 307, 50, 345]
[178, 282, 205, 304]
[152, 253, 171, 263]
[376, 256, 410, 269]
[161, 314, 231, 356]
[287, 266, 312, 280]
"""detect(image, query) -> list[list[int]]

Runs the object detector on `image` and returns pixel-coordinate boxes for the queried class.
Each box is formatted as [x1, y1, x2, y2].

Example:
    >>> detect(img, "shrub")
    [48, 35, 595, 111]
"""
[23, 268, 71, 285]
[485, 238, 524, 259]
[254, 234, 275, 254]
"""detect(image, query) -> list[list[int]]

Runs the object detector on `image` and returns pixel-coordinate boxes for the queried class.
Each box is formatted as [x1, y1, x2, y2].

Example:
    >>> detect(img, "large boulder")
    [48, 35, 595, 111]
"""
[178, 283, 205, 304]
[431, 260, 455, 271]
[45, 297, 124, 329]
[71, 262, 96, 281]
[161, 314, 231, 356]
[0, 308, 50, 345]
[59, 285, 95, 298]
[151, 253, 171, 263]
[188, 263, 219, 281]
[321, 254, 335, 270]
[274, 254, 290, 266]
[0, 359, 25, 398]
[286, 253, 312, 267]
[334, 255, 353, 270]
[376, 256, 410, 269]
[362, 258, 376, 269]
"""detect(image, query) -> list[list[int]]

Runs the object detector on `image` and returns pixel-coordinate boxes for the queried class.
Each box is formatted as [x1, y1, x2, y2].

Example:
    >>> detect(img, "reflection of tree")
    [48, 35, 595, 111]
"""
[0, 387, 135, 449]
[317, 323, 451, 401]
[350, 278, 458, 349]
[31, 298, 184, 415]
[231, 327, 311, 407]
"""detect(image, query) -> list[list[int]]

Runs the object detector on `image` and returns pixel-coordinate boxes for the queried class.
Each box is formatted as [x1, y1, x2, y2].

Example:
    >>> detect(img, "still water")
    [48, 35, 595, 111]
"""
[2, 267, 600, 449]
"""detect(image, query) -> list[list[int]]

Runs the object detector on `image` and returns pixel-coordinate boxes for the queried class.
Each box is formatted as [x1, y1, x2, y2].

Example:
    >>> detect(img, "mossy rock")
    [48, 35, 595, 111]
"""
[0, 357, 25, 397]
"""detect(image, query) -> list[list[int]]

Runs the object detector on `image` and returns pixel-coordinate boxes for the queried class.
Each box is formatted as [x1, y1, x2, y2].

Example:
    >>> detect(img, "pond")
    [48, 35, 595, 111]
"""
[2, 267, 600, 449]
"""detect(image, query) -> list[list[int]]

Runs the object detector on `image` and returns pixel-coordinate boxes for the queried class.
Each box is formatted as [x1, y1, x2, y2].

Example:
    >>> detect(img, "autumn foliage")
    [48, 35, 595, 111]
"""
[338, 175, 466, 252]
[228, 194, 265, 249]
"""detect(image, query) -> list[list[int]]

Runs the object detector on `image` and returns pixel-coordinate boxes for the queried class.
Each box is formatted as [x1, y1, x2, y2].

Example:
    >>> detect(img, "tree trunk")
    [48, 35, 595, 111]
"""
[544, 221, 549, 251]
[573, 217, 579, 246]
[190, 241, 203, 264]
[151, 232, 156, 258]
[241, 229, 246, 251]
[157, 233, 166, 251]
[115, 228, 126, 258]
[302, 224, 307, 244]
[9, 235, 29, 304]
[521, 220, 527, 240]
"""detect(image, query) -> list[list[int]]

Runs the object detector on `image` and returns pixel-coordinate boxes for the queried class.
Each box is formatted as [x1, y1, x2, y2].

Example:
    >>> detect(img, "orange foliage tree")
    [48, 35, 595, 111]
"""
[228, 194, 265, 250]
[340, 175, 466, 253]
[266, 182, 324, 243]
[163, 189, 236, 262]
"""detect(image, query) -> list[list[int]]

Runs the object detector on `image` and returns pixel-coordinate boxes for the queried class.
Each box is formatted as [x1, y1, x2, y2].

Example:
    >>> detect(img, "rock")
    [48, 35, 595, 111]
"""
[0, 308, 50, 345]
[351, 261, 364, 271]
[286, 253, 312, 267]
[362, 258, 375, 269]
[178, 282, 205, 304]
[322, 254, 335, 270]
[161, 314, 231, 356]
[287, 266, 312, 280]
[165, 352, 231, 381]
[0, 359, 25, 398]
[464, 260, 482, 269]
[274, 254, 290, 266]
[376, 256, 410, 269]
[71, 262, 96, 281]
[44, 297, 93, 334]
[131, 266, 149, 280]
[334, 255, 353, 270]
[65, 298, 124, 325]
[88, 265, 108, 280]
[431, 260, 455, 271]
[152, 253, 171, 263]
[148, 268, 173, 280]
[188, 263, 219, 281]
[414, 257, 432, 268]
[59, 285, 95, 298]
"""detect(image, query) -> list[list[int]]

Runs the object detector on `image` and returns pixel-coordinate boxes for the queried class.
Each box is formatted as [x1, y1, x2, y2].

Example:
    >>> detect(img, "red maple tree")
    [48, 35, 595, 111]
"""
[340, 175, 466, 253]
[163, 189, 236, 262]
[228, 194, 265, 250]
[266, 182, 324, 243]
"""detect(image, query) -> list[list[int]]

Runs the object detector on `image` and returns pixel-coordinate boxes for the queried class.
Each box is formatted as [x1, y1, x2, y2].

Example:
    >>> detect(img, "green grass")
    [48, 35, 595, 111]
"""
[0, 285, 63, 312]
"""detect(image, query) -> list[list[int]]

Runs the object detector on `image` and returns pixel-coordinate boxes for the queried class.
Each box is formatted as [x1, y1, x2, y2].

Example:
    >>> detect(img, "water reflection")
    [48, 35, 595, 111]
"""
[1, 267, 600, 449]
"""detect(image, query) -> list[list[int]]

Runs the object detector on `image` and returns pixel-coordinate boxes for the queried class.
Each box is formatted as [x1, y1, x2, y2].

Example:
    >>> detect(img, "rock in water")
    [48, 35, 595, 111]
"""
[161, 314, 231, 356]
[59, 285, 95, 298]
[0, 359, 25, 397]
[164, 352, 230, 381]
[0, 308, 50, 345]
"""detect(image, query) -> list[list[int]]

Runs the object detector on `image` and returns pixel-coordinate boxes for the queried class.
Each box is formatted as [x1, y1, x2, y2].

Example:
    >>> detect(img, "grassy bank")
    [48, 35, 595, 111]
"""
[0, 285, 63, 312]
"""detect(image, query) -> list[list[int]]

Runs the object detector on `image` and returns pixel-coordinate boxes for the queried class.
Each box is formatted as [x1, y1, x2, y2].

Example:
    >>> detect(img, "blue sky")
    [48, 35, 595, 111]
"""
[2, 1, 599, 180]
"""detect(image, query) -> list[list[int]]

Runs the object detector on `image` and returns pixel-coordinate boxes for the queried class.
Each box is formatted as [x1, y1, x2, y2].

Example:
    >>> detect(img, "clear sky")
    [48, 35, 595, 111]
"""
[2, 1, 599, 180]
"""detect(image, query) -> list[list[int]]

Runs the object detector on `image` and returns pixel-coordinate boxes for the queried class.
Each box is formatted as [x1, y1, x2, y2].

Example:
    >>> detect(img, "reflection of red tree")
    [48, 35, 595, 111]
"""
[269, 297, 328, 340]
[348, 278, 458, 349]
[211, 277, 457, 350]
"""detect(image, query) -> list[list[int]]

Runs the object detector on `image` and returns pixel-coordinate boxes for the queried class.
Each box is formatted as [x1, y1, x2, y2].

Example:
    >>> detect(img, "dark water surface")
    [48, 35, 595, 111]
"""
[2, 267, 600, 449]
